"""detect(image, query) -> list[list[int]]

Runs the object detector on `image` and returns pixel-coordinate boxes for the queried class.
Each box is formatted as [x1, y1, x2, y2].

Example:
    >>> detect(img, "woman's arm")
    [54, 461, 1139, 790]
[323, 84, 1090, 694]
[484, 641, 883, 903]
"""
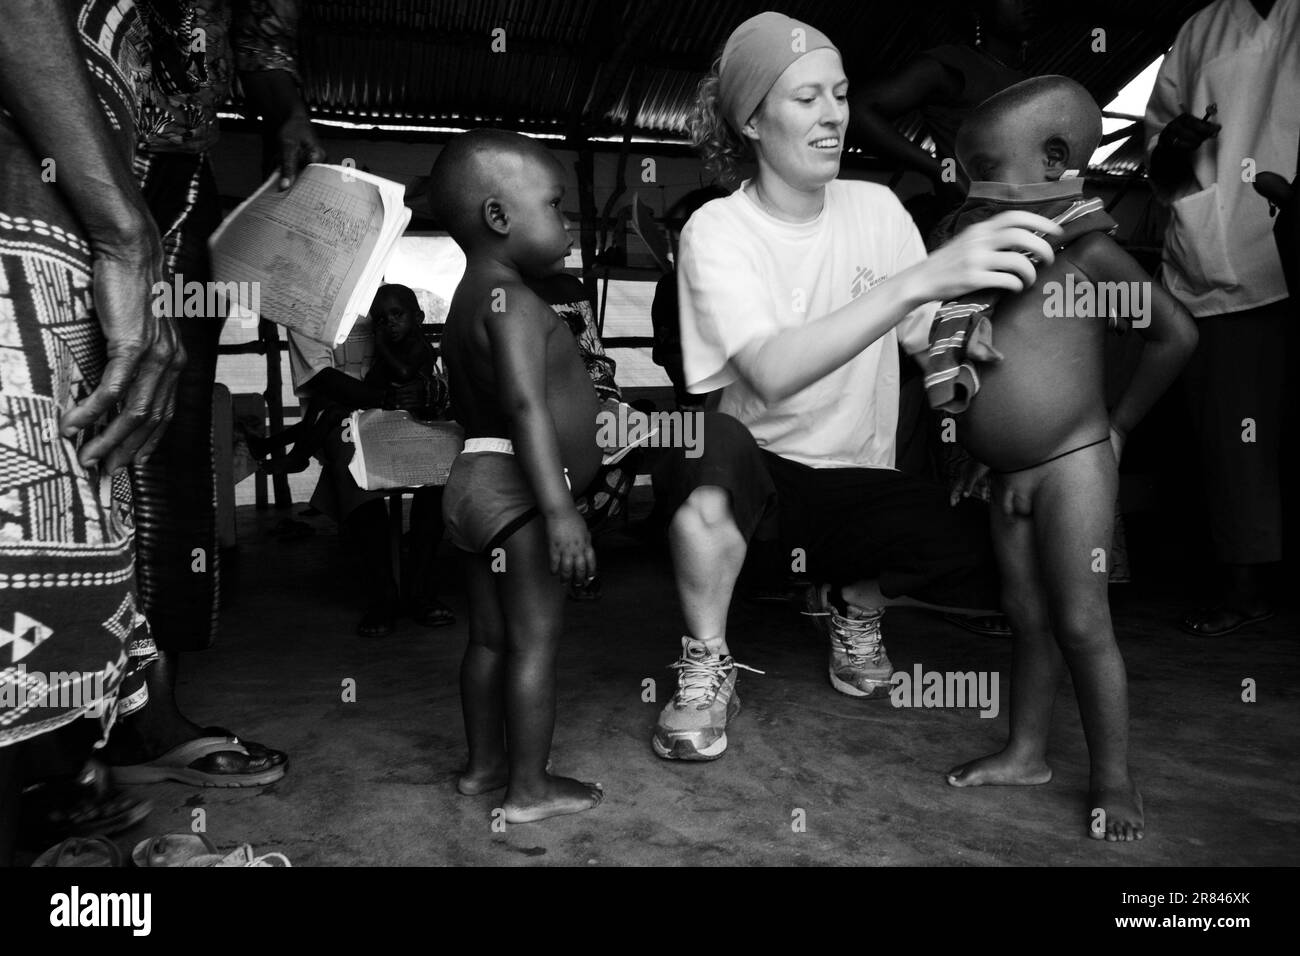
[849, 57, 960, 185]
[730, 211, 1062, 403]
[234, 0, 324, 188]
[0, 0, 183, 471]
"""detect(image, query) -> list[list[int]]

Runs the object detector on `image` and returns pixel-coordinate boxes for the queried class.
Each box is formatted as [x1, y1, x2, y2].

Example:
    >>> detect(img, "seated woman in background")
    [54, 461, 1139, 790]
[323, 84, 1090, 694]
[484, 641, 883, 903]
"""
[252, 286, 445, 473]
[286, 284, 456, 636]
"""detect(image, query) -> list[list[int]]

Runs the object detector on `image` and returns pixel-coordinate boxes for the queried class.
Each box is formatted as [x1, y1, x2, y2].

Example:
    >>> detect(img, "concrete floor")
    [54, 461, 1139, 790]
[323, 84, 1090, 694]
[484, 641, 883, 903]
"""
[84, 503, 1299, 866]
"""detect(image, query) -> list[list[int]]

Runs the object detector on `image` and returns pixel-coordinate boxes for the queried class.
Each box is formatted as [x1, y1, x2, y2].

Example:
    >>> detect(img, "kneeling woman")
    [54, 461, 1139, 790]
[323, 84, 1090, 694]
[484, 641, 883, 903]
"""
[650, 11, 1062, 762]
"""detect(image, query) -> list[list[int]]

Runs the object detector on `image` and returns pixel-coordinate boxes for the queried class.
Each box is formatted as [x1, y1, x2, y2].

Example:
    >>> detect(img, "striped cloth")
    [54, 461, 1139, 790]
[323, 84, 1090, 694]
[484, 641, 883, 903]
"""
[924, 195, 1116, 415]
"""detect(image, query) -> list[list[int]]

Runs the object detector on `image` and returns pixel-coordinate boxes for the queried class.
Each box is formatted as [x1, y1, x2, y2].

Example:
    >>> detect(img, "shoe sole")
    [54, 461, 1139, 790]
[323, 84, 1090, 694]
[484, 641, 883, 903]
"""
[829, 668, 892, 700]
[651, 694, 741, 761]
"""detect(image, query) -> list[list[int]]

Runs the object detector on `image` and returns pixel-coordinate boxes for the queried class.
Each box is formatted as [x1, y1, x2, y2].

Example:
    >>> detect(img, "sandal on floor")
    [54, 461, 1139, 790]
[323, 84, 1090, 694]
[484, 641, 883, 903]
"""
[1180, 606, 1274, 637]
[110, 737, 287, 788]
[182, 843, 292, 867]
[199, 727, 288, 769]
[357, 603, 397, 637]
[132, 833, 218, 867]
[942, 612, 1013, 637]
[410, 597, 456, 628]
[20, 759, 153, 843]
[33, 835, 123, 867]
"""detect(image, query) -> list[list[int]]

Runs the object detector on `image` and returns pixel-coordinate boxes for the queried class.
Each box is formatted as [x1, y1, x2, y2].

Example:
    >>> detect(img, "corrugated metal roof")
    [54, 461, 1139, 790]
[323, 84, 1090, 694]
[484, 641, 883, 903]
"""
[293, 0, 1211, 151]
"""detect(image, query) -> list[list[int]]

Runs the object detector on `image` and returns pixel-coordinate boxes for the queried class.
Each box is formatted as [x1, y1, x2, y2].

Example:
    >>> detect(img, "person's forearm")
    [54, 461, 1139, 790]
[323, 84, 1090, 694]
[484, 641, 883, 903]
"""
[1110, 335, 1197, 437]
[509, 405, 574, 519]
[849, 99, 945, 180]
[239, 68, 308, 127]
[740, 270, 930, 403]
[0, 0, 154, 250]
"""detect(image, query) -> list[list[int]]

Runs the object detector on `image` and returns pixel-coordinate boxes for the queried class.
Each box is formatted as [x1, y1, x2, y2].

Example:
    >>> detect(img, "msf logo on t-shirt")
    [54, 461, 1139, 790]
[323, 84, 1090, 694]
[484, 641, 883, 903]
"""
[850, 266, 883, 300]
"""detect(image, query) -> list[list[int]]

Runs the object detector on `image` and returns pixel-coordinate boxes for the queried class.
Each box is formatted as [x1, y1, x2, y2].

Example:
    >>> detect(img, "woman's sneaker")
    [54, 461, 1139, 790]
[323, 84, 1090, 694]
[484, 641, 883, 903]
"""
[804, 585, 894, 698]
[651, 637, 762, 761]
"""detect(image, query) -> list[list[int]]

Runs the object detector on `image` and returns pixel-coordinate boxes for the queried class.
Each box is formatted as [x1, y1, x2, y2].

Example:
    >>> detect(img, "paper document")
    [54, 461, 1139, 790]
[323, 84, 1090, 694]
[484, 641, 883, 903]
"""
[347, 409, 464, 490]
[210, 164, 411, 347]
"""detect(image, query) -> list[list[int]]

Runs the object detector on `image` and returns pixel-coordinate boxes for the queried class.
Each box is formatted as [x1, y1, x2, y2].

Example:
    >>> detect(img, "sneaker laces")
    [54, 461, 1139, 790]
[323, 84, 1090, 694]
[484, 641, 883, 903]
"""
[670, 654, 764, 706]
[804, 597, 885, 667]
[829, 608, 885, 666]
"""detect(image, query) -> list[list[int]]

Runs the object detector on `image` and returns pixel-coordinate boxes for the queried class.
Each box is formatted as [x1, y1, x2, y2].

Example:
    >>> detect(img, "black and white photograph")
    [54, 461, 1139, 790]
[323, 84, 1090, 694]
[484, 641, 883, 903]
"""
[0, 0, 1294, 930]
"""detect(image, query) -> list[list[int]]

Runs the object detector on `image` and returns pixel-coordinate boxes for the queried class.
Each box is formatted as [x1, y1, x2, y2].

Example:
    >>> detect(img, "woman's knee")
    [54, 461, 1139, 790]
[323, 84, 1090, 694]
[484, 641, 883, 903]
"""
[674, 485, 736, 532]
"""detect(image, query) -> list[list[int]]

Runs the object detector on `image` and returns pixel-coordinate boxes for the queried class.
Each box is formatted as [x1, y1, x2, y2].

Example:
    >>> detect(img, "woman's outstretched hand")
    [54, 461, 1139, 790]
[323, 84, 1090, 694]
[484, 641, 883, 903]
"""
[912, 211, 1064, 302]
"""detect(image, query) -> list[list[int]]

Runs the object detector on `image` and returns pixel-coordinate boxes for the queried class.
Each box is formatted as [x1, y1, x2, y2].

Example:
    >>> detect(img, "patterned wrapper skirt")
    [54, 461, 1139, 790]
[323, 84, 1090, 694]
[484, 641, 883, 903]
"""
[0, 0, 157, 747]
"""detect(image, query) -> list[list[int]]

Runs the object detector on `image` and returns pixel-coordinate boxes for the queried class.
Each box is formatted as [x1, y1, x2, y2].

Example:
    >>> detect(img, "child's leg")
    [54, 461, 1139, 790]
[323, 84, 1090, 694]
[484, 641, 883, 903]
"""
[497, 517, 603, 823]
[1036, 445, 1143, 841]
[948, 474, 1058, 787]
[457, 550, 509, 795]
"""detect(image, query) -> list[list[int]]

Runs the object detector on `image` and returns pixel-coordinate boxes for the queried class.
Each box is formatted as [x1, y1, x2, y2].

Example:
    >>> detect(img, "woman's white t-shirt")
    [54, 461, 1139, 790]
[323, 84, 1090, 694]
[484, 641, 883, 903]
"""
[677, 178, 935, 470]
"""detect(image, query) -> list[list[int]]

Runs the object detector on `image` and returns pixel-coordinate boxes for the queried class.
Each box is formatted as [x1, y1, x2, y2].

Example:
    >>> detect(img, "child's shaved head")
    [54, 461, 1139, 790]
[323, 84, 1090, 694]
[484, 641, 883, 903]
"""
[429, 129, 563, 246]
[956, 76, 1103, 184]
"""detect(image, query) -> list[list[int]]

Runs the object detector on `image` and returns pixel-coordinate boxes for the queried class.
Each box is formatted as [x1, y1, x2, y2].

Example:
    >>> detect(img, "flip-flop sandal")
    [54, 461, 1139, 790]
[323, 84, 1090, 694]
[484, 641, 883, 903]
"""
[1180, 607, 1275, 637]
[357, 611, 396, 637]
[132, 833, 218, 867]
[942, 612, 1013, 637]
[21, 760, 153, 842]
[410, 598, 456, 627]
[111, 737, 287, 788]
[200, 727, 288, 769]
[182, 843, 292, 867]
[33, 835, 123, 867]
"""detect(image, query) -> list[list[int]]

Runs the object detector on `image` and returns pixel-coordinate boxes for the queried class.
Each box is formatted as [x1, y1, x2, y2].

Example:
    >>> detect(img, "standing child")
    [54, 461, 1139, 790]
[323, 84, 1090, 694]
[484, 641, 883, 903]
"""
[432, 129, 604, 823]
[934, 77, 1198, 841]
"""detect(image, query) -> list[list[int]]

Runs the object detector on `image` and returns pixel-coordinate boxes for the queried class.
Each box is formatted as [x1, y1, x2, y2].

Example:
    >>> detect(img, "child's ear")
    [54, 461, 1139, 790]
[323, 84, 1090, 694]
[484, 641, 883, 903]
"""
[482, 197, 509, 236]
[1043, 136, 1070, 178]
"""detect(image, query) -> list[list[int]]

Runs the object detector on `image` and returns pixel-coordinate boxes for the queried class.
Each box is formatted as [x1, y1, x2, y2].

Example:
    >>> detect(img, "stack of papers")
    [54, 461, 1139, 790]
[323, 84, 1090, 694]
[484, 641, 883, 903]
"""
[347, 409, 464, 490]
[210, 164, 411, 347]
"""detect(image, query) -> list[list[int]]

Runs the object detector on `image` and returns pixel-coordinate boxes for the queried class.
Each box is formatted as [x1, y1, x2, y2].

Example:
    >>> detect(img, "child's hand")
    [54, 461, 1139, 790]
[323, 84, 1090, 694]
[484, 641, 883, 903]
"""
[950, 456, 990, 506]
[546, 510, 596, 584]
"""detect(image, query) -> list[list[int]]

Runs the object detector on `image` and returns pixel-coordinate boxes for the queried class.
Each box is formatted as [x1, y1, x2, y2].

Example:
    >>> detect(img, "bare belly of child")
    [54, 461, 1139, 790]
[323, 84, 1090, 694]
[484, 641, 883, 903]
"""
[959, 259, 1110, 473]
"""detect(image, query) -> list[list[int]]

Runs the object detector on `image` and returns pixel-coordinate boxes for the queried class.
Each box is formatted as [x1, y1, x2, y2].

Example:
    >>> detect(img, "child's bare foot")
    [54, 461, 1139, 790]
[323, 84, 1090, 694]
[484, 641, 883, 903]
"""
[456, 762, 508, 796]
[1089, 781, 1144, 841]
[503, 774, 604, 823]
[457, 758, 555, 795]
[946, 749, 1053, 787]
